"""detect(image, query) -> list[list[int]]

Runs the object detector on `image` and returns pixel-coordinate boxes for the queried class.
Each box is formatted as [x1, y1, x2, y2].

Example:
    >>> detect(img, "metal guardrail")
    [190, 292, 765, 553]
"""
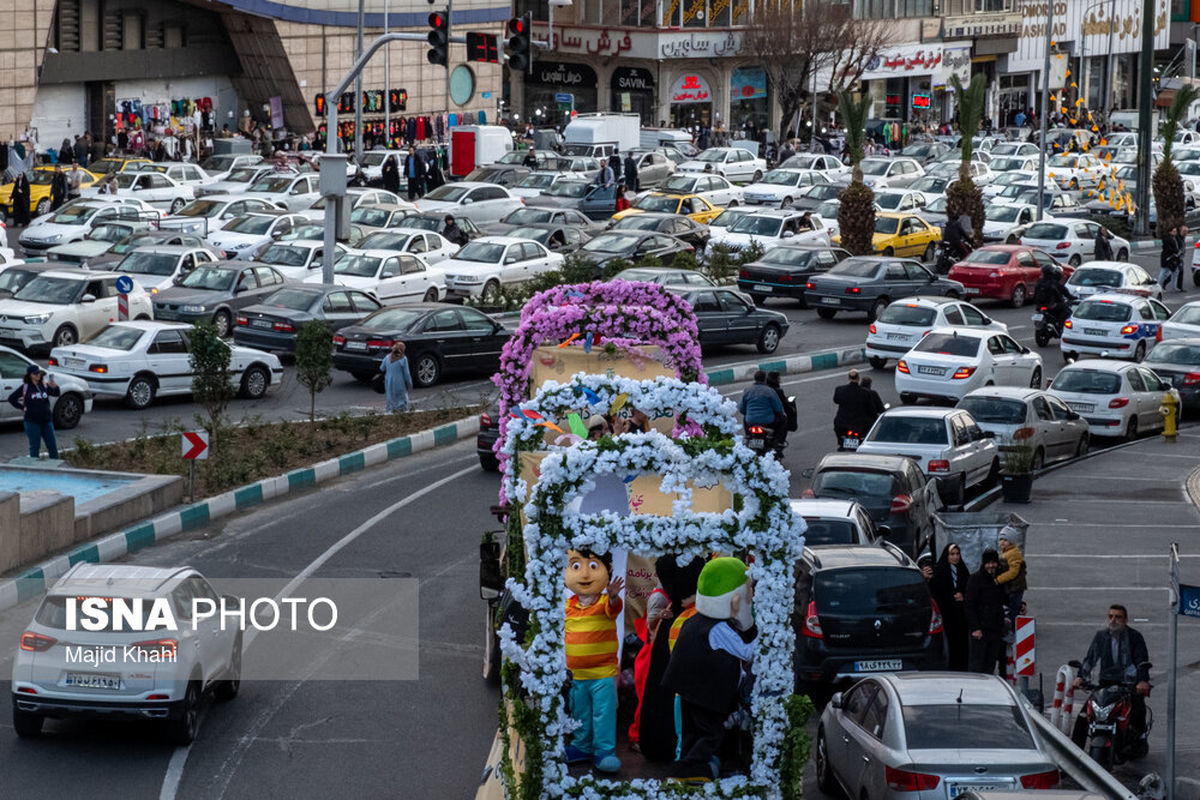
[1020, 695, 1139, 800]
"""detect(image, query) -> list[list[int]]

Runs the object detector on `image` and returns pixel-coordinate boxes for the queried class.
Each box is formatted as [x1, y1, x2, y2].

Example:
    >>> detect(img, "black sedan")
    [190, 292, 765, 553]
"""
[332, 303, 511, 387]
[1143, 338, 1200, 409]
[232, 285, 383, 353]
[577, 230, 694, 275]
[609, 213, 711, 251]
[505, 224, 592, 254]
[737, 243, 851, 306]
[803, 256, 965, 322]
[395, 212, 484, 240]
[664, 286, 789, 353]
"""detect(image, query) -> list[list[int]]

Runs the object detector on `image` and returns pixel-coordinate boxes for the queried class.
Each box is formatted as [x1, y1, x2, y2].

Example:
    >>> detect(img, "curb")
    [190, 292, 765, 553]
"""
[0, 414, 481, 613]
[705, 346, 866, 386]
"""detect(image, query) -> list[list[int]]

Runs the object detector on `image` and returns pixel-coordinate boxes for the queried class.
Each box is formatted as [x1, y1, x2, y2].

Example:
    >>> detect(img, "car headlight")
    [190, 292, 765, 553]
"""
[181, 304, 207, 313]
[233, 242, 252, 250]
[43, 234, 62, 243]
[23, 314, 52, 325]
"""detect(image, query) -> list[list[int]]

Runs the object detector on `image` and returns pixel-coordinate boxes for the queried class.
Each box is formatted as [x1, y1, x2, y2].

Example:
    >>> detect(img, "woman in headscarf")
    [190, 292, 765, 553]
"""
[930, 542, 971, 670]
[11, 171, 31, 226]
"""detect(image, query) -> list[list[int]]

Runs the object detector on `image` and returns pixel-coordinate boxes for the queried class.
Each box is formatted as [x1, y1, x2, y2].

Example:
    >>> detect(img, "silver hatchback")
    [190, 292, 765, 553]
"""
[816, 672, 1060, 800]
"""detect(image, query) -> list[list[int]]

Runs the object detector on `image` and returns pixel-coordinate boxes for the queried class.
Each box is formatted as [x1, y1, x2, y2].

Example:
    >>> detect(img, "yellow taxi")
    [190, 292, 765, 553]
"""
[87, 156, 152, 175]
[833, 211, 942, 260]
[610, 192, 724, 224]
[0, 165, 102, 218]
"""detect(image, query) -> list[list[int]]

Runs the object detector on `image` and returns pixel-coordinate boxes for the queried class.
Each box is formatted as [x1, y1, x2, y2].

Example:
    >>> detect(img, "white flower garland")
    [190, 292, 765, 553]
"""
[500, 428, 806, 800]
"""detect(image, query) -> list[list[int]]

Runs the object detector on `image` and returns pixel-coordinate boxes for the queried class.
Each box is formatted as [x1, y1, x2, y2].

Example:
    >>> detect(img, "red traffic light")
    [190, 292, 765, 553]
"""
[429, 12, 444, 27]
[509, 17, 524, 34]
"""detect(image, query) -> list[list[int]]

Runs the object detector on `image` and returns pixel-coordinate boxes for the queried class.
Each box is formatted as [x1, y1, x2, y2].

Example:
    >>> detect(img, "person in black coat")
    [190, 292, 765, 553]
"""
[1071, 603, 1152, 735]
[7, 365, 60, 459]
[929, 543, 971, 671]
[1094, 227, 1114, 261]
[49, 166, 68, 211]
[832, 369, 877, 449]
[10, 172, 31, 226]
[403, 147, 426, 200]
[964, 549, 1007, 675]
[623, 152, 639, 193]
[381, 155, 400, 194]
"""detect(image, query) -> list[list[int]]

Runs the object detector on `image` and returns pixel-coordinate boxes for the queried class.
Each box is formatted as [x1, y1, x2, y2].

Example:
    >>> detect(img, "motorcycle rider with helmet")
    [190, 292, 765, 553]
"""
[1072, 604, 1151, 754]
[1034, 263, 1075, 330]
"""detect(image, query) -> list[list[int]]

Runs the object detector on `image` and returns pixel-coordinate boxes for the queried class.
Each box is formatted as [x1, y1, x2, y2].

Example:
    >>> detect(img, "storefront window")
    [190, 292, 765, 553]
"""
[729, 67, 769, 136]
[611, 67, 656, 125]
[669, 73, 713, 128]
[525, 62, 599, 129]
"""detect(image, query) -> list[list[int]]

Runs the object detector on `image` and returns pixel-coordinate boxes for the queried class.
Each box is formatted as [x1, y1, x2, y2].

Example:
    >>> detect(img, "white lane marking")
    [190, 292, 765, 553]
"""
[1031, 586, 1168, 591]
[1029, 553, 1200, 558]
[158, 464, 478, 800]
[1023, 522, 1200, 528]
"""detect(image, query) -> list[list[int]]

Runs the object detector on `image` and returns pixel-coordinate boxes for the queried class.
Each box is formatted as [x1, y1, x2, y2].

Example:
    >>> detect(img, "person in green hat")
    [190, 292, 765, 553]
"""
[661, 556, 756, 783]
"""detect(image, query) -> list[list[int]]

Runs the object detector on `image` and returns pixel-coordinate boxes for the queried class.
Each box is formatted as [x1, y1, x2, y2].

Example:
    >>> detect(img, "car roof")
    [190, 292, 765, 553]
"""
[355, 249, 411, 259]
[880, 672, 1018, 705]
[803, 543, 911, 570]
[37, 269, 97, 280]
[1060, 358, 1131, 372]
[449, 181, 506, 189]
[877, 406, 962, 419]
[891, 296, 957, 306]
[789, 498, 861, 517]
[1075, 261, 1130, 270]
[50, 563, 194, 596]
[971, 244, 1028, 253]
[356, 203, 406, 212]
[962, 386, 1042, 401]
[469, 236, 527, 245]
[619, 267, 695, 276]
[815, 452, 917, 471]
[121, 245, 195, 255]
[1078, 292, 1141, 305]
[106, 320, 191, 331]
[745, 208, 804, 219]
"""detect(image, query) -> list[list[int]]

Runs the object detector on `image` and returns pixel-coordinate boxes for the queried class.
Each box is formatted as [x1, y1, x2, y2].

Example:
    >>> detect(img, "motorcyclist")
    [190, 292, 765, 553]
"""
[832, 369, 877, 450]
[1034, 263, 1075, 327]
[738, 370, 784, 438]
[1072, 604, 1151, 741]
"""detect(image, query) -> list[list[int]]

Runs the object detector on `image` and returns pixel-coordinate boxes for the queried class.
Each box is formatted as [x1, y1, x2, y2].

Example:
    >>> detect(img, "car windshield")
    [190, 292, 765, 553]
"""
[805, 184, 843, 201]
[111, 234, 166, 255]
[989, 158, 1026, 171]
[998, 183, 1035, 199]
[870, 415, 950, 445]
[878, 303, 937, 326]
[225, 215, 277, 234]
[829, 258, 882, 278]
[14, 277, 84, 304]
[814, 568, 927, 615]
[963, 250, 1014, 266]
[283, 225, 324, 241]
[261, 287, 321, 311]
[225, 167, 261, 183]
[454, 242, 506, 263]
[90, 225, 134, 244]
[1074, 300, 1132, 321]
[874, 217, 901, 234]
[258, 244, 310, 266]
[364, 307, 424, 330]
[875, 194, 907, 211]
[352, 208, 392, 227]
[178, 267, 237, 290]
[248, 176, 294, 193]
[516, 174, 555, 189]
[86, 325, 145, 351]
[1171, 305, 1200, 325]
[710, 209, 748, 227]
[0, 269, 39, 293]
[48, 205, 98, 225]
[544, 182, 590, 198]
[636, 195, 682, 213]
[175, 200, 223, 218]
[815, 201, 841, 218]
[423, 184, 469, 202]
[614, 216, 663, 232]
[1114, 165, 1137, 180]
[582, 233, 639, 254]
[503, 208, 552, 225]
[116, 252, 178, 276]
[396, 216, 439, 232]
[903, 704, 1034, 750]
[334, 254, 383, 277]
[802, 519, 862, 546]
[728, 216, 783, 236]
[761, 170, 802, 186]
[860, 160, 891, 176]
[1048, 154, 1079, 167]
[910, 177, 947, 193]
[696, 150, 727, 163]
[1178, 162, 1200, 176]
[760, 248, 815, 267]
[360, 153, 388, 167]
[1069, 268, 1123, 287]
[200, 155, 239, 172]
[507, 227, 551, 244]
[812, 469, 900, 498]
[1051, 368, 1122, 394]
[925, 197, 949, 213]
[1023, 223, 1068, 240]
[914, 333, 981, 356]
[957, 396, 1027, 424]
[992, 172, 1028, 186]
[985, 205, 1023, 223]
[358, 232, 411, 250]
[1150, 342, 1200, 364]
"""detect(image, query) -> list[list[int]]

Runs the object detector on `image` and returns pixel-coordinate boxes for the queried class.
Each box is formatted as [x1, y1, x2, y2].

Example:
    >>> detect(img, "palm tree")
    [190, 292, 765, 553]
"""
[836, 90, 876, 256]
[1154, 84, 1200, 235]
[946, 73, 987, 248]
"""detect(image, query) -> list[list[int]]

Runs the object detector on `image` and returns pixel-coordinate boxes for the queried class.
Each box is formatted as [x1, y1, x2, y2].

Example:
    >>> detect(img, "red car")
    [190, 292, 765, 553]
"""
[947, 244, 1073, 308]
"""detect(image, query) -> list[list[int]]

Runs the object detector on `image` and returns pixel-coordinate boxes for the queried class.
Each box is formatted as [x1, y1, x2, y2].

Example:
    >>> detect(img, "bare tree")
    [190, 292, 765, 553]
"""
[742, 0, 892, 141]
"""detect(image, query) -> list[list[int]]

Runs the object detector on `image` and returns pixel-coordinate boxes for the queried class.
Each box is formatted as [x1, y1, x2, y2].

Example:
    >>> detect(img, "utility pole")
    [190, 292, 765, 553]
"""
[1134, 0, 1154, 235]
[1167, 543, 1180, 800]
[384, 0, 390, 144]
[1036, 4, 1053, 221]
[354, 0, 365, 164]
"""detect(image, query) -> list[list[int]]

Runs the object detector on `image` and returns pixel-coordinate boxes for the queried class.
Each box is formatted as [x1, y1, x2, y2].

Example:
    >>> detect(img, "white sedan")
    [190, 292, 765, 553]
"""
[1161, 301, 1200, 341]
[354, 229, 459, 265]
[158, 195, 286, 237]
[297, 188, 409, 222]
[253, 239, 349, 281]
[195, 164, 289, 197]
[1020, 220, 1130, 267]
[206, 212, 309, 260]
[1060, 292, 1171, 363]
[981, 170, 1038, 200]
[981, 204, 1042, 243]
[80, 171, 194, 213]
[847, 157, 926, 189]
[647, 172, 744, 206]
[956, 386, 1090, 469]
[708, 209, 831, 252]
[130, 162, 216, 188]
[1065, 261, 1161, 300]
[987, 156, 1040, 174]
[240, 173, 321, 211]
[48, 320, 283, 410]
[439, 236, 564, 302]
[895, 327, 1044, 404]
[866, 297, 1007, 369]
[414, 181, 526, 223]
[1, 345, 92, 429]
[777, 153, 849, 178]
[302, 250, 446, 303]
[1044, 153, 1108, 190]
[18, 200, 158, 253]
[676, 147, 767, 183]
[741, 169, 830, 207]
[873, 189, 928, 214]
[1048, 359, 1180, 439]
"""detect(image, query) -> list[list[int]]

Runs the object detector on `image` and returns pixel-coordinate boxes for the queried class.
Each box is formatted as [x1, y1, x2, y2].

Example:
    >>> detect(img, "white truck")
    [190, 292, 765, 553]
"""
[451, 125, 514, 177]
[639, 128, 693, 150]
[562, 113, 641, 159]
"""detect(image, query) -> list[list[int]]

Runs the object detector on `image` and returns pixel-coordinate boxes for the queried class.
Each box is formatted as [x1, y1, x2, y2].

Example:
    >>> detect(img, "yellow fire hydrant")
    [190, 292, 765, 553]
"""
[1162, 392, 1179, 440]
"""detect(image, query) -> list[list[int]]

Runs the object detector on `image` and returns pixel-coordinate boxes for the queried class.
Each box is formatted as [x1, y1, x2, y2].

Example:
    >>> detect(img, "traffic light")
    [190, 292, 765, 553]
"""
[507, 13, 532, 74]
[427, 10, 449, 67]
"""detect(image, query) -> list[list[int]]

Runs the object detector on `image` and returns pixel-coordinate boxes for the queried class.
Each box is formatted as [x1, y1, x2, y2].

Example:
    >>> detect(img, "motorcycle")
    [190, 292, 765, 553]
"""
[1032, 302, 1074, 347]
[838, 427, 863, 451]
[1069, 660, 1153, 770]
[745, 422, 781, 459]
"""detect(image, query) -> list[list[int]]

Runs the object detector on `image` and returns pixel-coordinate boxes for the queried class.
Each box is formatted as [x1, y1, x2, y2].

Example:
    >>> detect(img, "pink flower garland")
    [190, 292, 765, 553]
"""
[491, 281, 705, 496]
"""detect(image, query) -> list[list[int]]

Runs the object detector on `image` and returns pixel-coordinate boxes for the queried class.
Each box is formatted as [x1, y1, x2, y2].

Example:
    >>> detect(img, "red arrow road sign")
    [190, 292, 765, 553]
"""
[182, 431, 209, 460]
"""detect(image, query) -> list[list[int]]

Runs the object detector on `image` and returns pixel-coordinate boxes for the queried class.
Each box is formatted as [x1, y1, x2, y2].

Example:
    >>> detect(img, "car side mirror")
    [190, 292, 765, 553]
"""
[480, 537, 503, 600]
[829, 692, 844, 709]
[876, 524, 892, 540]
[1067, 410, 1081, 420]
[982, 430, 996, 438]
[462, 197, 474, 205]
[781, 230, 795, 239]
[235, 285, 248, 294]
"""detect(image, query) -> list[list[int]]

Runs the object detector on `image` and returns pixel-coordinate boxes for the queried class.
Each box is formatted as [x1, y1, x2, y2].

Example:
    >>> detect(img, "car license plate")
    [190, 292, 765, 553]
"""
[754, 284, 772, 292]
[949, 784, 1008, 798]
[964, 287, 980, 295]
[854, 659, 902, 671]
[842, 437, 859, 449]
[1083, 328, 1107, 336]
[251, 319, 273, 329]
[917, 365, 945, 376]
[886, 333, 909, 341]
[64, 672, 122, 690]
[1068, 401, 1095, 412]
[747, 437, 764, 449]
[345, 341, 368, 351]
[820, 297, 840, 305]
[64, 357, 85, 369]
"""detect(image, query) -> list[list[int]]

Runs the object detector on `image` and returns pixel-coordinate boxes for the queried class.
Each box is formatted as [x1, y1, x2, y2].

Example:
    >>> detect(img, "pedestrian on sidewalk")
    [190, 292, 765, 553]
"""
[380, 342, 413, 413]
[7, 365, 60, 459]
[1174, 226, 1189, 292]
[1160, 224, 1182, 288]
[930, 543, 971, 670]
[10, 171, 31, 226]
[965, 549, 1007, 676]
[994, 527, 1027, 632]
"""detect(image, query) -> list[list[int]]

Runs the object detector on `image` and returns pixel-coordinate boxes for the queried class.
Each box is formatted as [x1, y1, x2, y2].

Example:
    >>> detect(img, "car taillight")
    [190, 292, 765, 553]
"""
[749, 425, 765, 434]
[1013, 427, 1035, 440]
[845, 286, 861, 294]
[131, 639, 178, 659]
[897, 359, 910, 374]
[801, 488, 815, 498]
[273, 321, 295, 332]
[779, 274, 793, 283]
[20, 632, 56, 652]
[1184, 372, 1200, 386]
[1063, 319, 1073, 328]
[1055, 242, 1071, 250]
[235, 315, 249, 326]
[928, 598, 944, 634]
[803, 600, 823, 638]
[1038, 305, 1047, 311]
[89, 364, 107, 374]
[928, 459, 951, 473]
[1156, 326, 1163, 342]
[739, 269, 749, 278]
[1119, 324, 1137, 335]
[1020, 770, 1061, 790]
[886, 766, 941, 792]
[480, 412, 492, 427]
[332, 334, 346, 345]
[47, 357, 58, 366]
[951, 366, 976, 379]
[1109, 397, 1130, 408]
[890, 494, 912, 513]
[805, 281, 815, 289]
[367, 339, 395, 348]
[868, 323, 877, 334]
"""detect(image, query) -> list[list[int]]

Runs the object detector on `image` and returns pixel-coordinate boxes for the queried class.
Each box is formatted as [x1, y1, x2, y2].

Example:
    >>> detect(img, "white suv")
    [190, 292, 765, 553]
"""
[0, 268, 154, 353]
[12, 564, 241, 745]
